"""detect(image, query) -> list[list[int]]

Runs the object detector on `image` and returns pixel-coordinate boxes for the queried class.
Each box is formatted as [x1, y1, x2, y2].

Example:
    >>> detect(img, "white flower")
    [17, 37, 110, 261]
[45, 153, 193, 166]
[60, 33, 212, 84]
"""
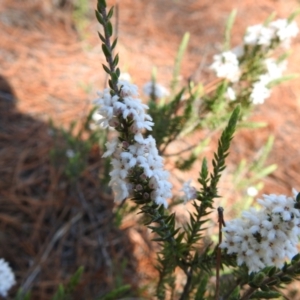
[92, 111, 102, 122]
[150, 174, 172, 208]
[66, 149, 75, 158]
[225, 87, 236, 101]
[249, 58, 287, 105]
[244, 19, 298, 49]
[244, 24, 264, 45]
[220, 190, 300, 273]
[180, 180, 197, 203]
[143, 135, 159, 156]
[140, 154, 164, 178]
[0, 258, 16, 297]
[247, 186, 258, 197]
[143, 82, 170, 99]
[270, 19, 299, 48]
[119, 73, 131, 82]
[258, 26, 275, 46]
[110, 160, 128, 181]
[90, 109, 109, 130]
[128, 142, 148, 157]
[244, 24, 275, 46]
[250, 81, 271, 105]
[120, 152, 139, 169]
[94, 82, 154, 133]
[265, 58, 287, 82]
[210, 51, 240, 82]
[118, 80, 138, 97]
[93, 89, 119, 128]
[102, 138, 120, 158]
[109, 178, 130, 202]
[232, 45, 245, 58]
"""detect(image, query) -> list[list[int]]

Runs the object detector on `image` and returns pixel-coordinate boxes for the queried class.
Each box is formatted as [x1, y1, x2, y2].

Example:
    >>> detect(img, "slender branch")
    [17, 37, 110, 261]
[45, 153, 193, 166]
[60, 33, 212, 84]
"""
[179, 268, 193, 300]
[98, 5, 118, 93]
[216, 207, 225, 300]
[241, 261, 300, 300]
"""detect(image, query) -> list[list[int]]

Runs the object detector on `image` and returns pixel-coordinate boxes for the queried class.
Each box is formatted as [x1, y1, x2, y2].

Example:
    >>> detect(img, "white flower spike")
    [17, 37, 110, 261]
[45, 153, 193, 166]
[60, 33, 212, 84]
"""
[95, 80, 172, 208]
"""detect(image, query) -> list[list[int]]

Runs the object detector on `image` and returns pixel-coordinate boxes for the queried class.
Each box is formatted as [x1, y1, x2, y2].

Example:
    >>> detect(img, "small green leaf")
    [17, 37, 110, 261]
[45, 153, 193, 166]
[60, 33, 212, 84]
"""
[97, 32, 106, 43]
[195, 275, 209, 299]
[71, 266, 84, 284]
[95, 10, 104, 25]
[263, 12, 277, 26]
[227, 285, 240, 300]
[108, 79, 114, 89]
[282, 262, 288, 272]
[102, 44, 111, 57]
[102, 64, 111, 74]
[107, 6, 114, 19]
[170, 32, 190, 95]
[201, 158, 208, 179]
[280, 275, 292, 283]
[113, 53, 119, 66]
[288, 8, 300, 23]
[292, 253, 300, 262]
[252, 272, 265, 287]
[268, 74, 299, 88]
[107, 21, 113, 37]
[250, 290, 281, 299]
[296, 193, 300, 203]
[15, 289, 31, 300]
[111, 38, 118, 50]
[294, 268, 300, 275]
[52, 284, 65, 300]
[260, 285, 270, 292]
[224, 9, 237, 51]
[98, 284, 131, 300]
[268, 277, 280, 286]
[111, 72, 119, 82]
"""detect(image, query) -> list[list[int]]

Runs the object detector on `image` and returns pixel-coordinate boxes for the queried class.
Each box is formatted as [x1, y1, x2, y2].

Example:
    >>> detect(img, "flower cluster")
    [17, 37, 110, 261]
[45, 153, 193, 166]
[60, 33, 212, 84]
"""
[0, 258, 16, 297]
[210, 18, 298, 105]
[225, 87, 236, 101]
[95, 80, 153, 133]
[244, 19, 299, 104]
[250, 58, 287, 104]
[94, 81, 172, 207]
[143, 81, 170, 99]
[220, 190, 300, 273]
[210, 51, 241, 82]
[244, 19, 299, 48]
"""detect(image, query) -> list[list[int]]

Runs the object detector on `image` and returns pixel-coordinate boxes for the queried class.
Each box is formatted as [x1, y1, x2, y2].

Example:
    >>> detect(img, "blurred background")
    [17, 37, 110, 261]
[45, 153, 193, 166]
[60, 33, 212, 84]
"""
[1, 0, 300, 299]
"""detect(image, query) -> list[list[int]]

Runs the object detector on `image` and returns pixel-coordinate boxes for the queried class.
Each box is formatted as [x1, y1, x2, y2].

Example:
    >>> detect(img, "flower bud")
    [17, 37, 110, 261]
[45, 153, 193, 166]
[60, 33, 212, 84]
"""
[136, 184, 143, 191]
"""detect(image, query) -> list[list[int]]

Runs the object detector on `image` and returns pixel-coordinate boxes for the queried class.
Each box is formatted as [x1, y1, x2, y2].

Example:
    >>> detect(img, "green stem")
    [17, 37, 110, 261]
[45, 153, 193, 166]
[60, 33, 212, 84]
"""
[241, 261, 300, 300]
[179, 267, 193, 300]
[98, 6, 118, 93]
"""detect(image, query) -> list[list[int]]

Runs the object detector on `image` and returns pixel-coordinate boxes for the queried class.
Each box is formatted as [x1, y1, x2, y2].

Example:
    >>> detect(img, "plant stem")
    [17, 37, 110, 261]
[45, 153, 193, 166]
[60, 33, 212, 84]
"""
[179, 268, 193, 300]
[216, 207, 225, 300]
[98, 6, 118, 93]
